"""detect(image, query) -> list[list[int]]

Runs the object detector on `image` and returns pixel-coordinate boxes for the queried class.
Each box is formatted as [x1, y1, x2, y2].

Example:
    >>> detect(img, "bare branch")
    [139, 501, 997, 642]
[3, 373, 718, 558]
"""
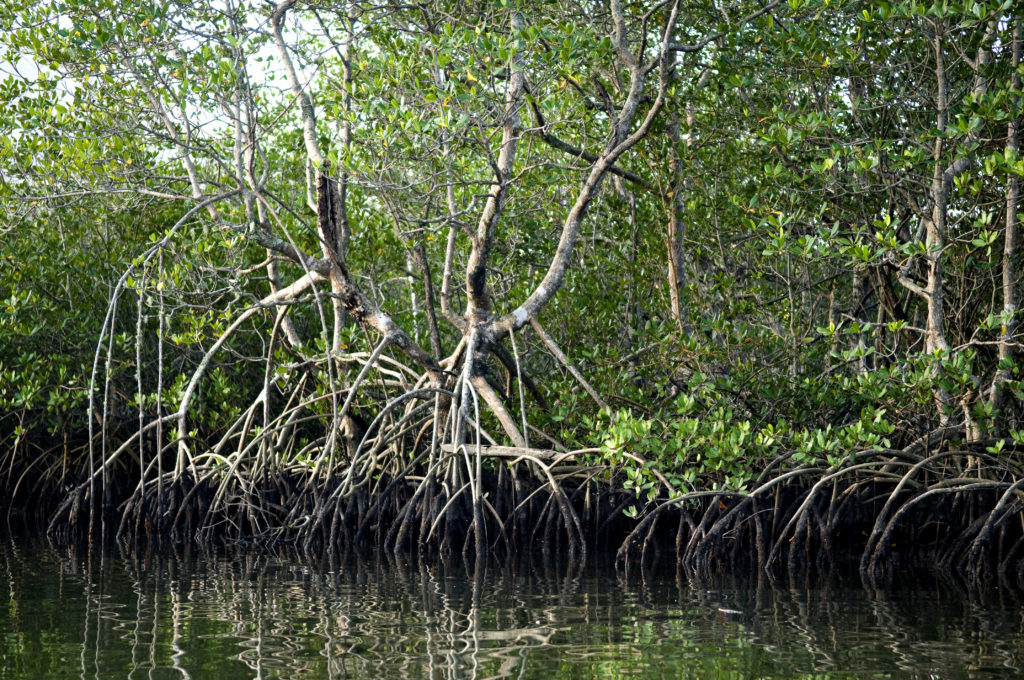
[272, 0, 325, 168]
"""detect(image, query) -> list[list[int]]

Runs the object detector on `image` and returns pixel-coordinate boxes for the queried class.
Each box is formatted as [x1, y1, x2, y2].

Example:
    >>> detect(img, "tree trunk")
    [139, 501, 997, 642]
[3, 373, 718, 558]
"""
[989, 17, 1021, 429]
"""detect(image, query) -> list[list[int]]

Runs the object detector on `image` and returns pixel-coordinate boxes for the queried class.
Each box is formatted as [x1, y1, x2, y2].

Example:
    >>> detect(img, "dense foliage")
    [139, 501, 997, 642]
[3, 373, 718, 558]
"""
[1, 0, 1023, 555]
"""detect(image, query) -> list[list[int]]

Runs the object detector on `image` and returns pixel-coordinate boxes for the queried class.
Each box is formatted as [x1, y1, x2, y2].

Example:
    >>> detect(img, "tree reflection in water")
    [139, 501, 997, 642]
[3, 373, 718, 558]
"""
[0, 538, 1022, 679]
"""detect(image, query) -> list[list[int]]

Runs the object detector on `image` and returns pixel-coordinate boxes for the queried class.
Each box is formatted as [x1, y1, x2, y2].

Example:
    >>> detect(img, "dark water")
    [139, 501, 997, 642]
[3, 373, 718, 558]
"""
[1, 538, 1022, 679]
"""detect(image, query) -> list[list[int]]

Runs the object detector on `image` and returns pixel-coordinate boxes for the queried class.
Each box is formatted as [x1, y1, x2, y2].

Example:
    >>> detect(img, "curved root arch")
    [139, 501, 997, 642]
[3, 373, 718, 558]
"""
[617, 445, 1024, 578]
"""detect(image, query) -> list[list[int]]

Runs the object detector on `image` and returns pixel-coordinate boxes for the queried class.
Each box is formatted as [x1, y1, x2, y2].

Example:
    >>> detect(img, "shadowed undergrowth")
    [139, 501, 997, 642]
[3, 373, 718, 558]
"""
[12, 432, 1024, 584]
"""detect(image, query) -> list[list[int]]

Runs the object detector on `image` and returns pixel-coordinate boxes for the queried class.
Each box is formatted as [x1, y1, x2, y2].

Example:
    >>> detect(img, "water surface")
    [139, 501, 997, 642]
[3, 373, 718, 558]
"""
[1, 537, 1021, 678]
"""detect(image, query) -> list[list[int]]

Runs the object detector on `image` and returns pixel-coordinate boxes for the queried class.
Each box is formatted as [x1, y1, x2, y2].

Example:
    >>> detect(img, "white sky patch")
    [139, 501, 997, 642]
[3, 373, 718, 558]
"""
[0, 51, 41, 81]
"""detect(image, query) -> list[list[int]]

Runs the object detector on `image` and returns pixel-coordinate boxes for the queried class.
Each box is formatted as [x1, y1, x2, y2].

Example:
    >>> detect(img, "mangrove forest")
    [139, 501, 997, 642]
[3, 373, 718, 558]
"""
[2, 0, 1024, 579]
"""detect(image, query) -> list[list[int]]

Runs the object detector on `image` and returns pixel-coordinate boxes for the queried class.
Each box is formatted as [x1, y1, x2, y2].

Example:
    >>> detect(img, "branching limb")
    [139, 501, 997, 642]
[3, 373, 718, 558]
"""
[530, 320, 609, 413]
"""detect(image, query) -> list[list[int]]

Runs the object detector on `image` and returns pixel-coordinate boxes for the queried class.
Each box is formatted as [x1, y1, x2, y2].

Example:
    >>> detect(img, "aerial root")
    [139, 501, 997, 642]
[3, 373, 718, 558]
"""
[614, 448, 1024, 580]
[74, 448, 608, 561]
[40, 429, 1024, 580]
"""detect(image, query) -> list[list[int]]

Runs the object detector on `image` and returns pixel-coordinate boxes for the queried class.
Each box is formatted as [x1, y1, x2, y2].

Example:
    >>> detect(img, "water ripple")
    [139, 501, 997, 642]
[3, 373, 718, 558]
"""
[0, 540, 1022, 679]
